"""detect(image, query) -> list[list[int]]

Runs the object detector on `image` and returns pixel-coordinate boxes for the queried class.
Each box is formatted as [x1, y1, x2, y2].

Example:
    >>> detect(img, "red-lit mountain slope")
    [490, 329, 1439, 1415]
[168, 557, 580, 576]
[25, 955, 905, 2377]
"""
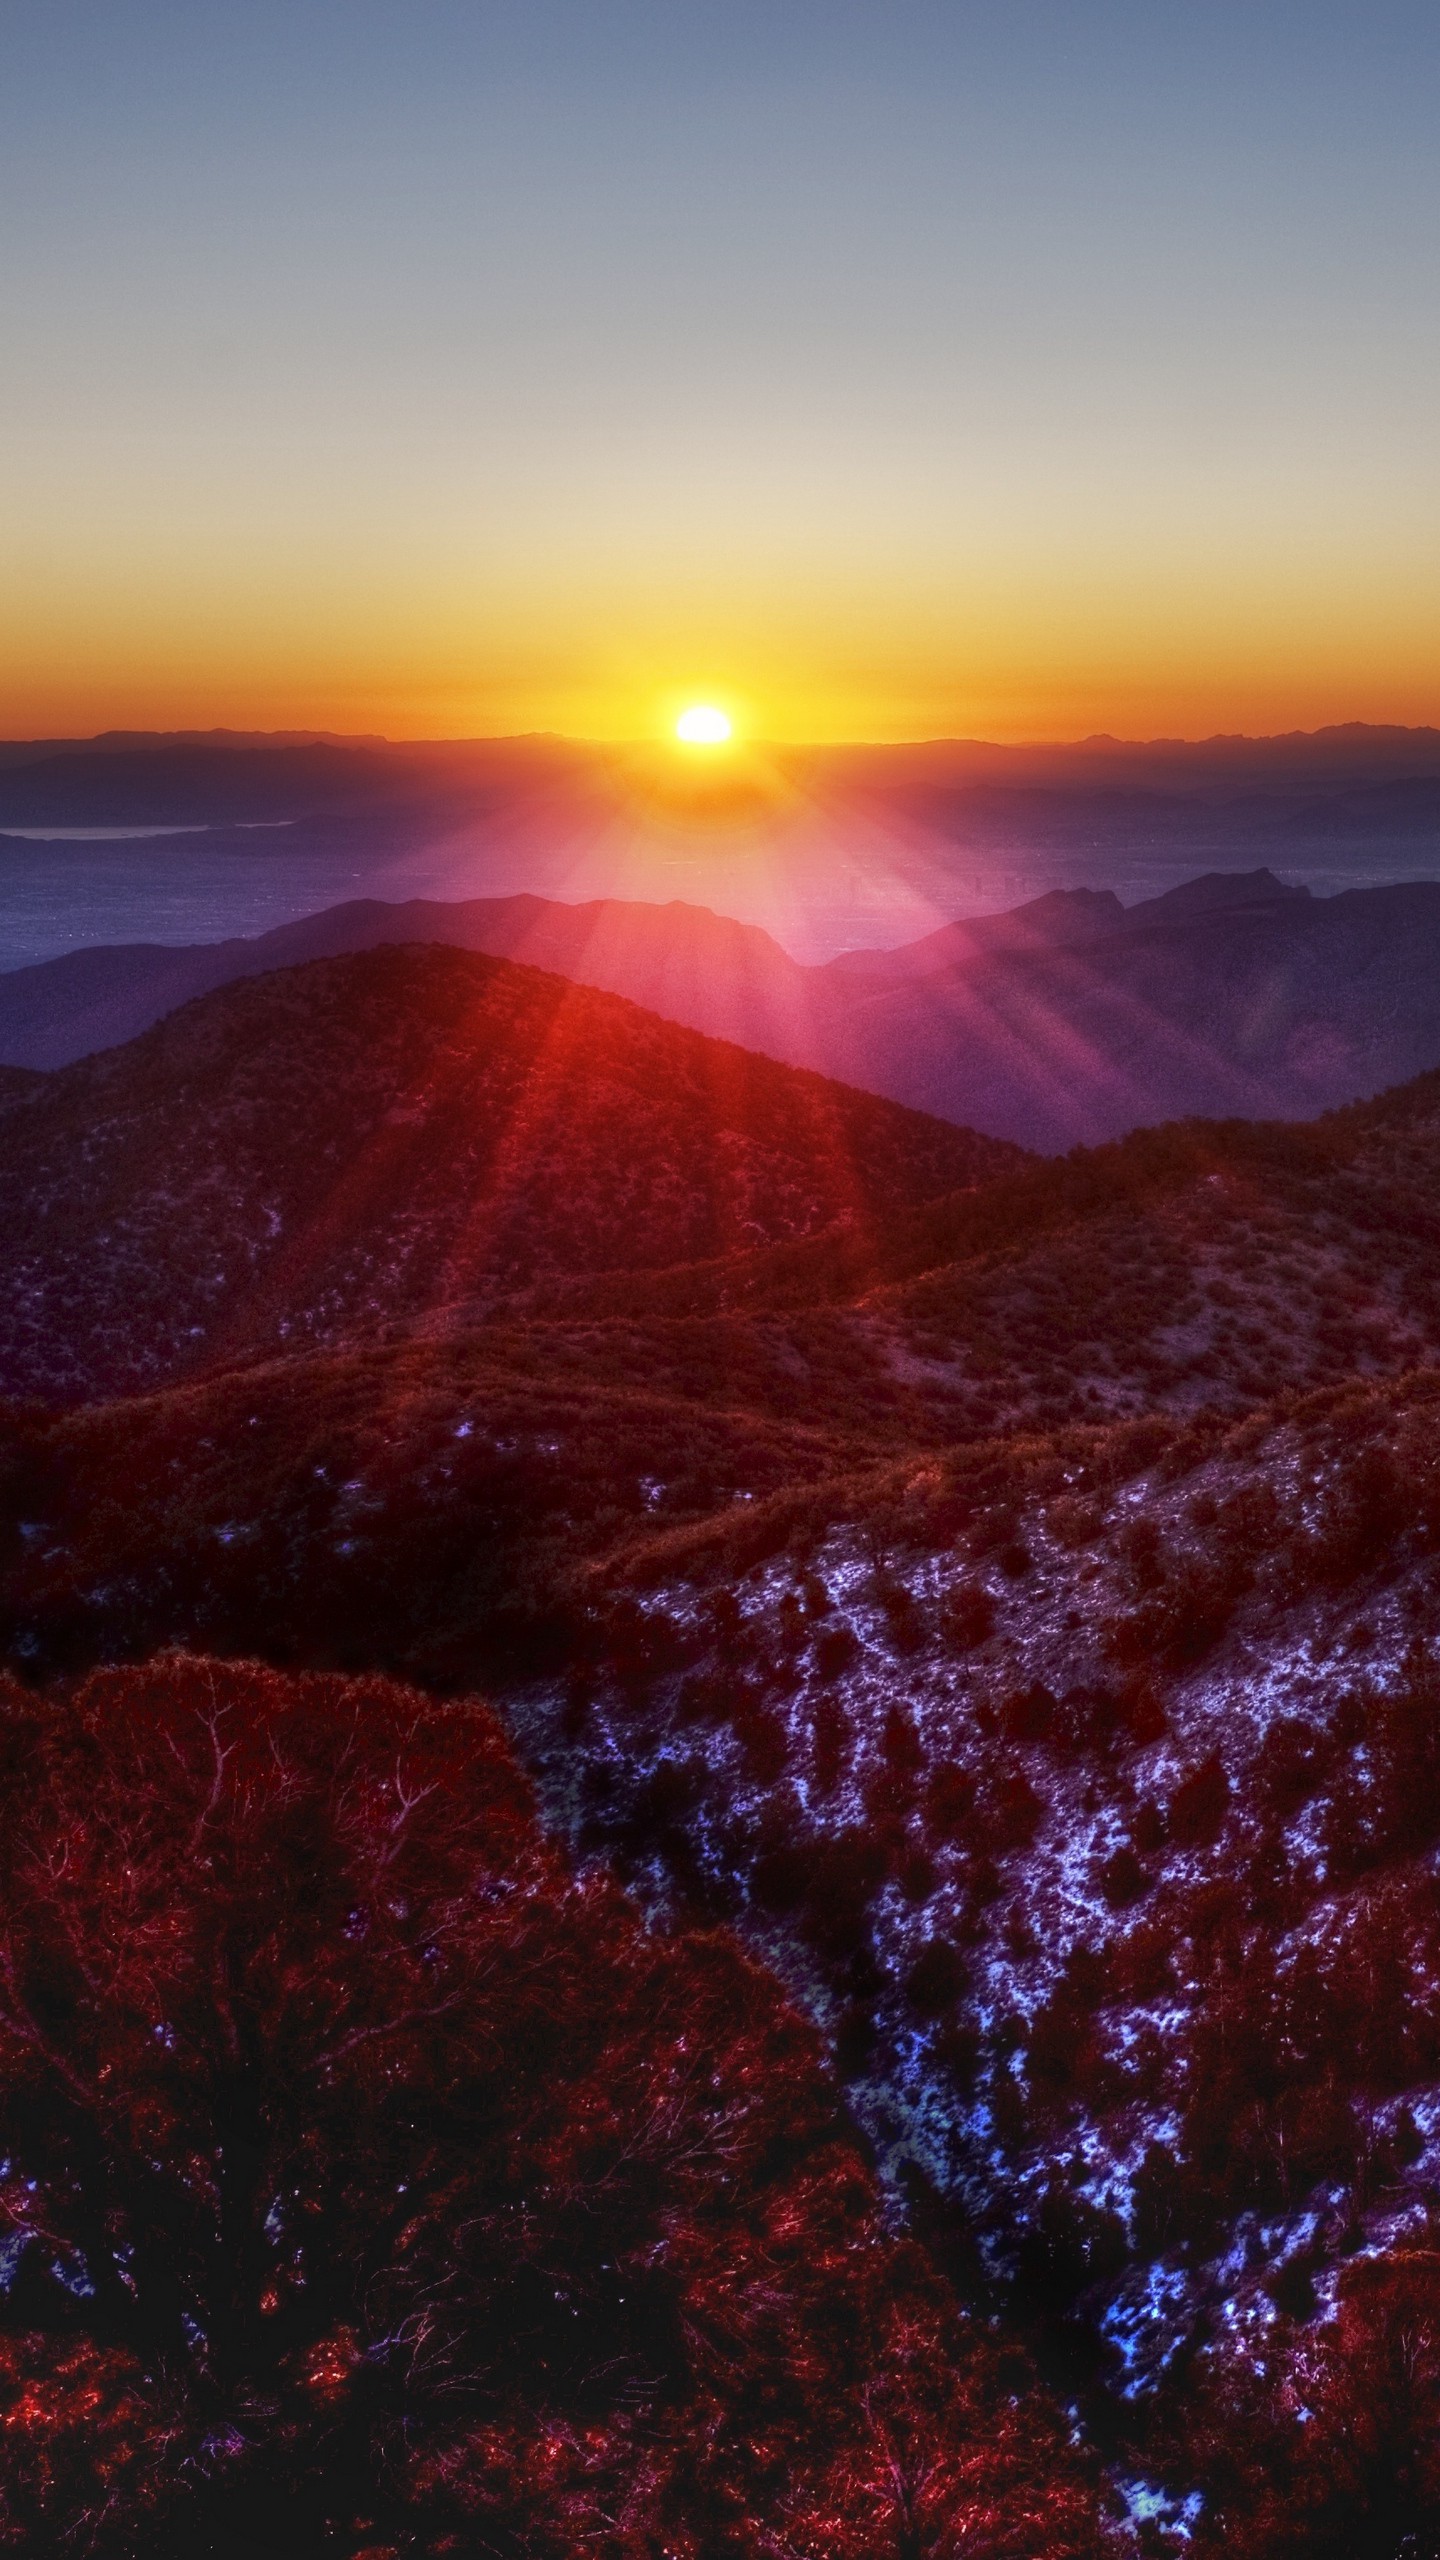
[9, 1069, 1440, 1691]
[0, 943, 1018, 1405]
[8, 1261, 1440, 2547]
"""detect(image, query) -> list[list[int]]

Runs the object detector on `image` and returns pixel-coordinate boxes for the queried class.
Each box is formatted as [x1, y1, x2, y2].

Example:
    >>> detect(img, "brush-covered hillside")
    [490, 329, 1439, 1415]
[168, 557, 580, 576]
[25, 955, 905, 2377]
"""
[0, 943, 1017, 1405]
[11, 1067, 1440, 1687]
[7, 952, 1440, 2550]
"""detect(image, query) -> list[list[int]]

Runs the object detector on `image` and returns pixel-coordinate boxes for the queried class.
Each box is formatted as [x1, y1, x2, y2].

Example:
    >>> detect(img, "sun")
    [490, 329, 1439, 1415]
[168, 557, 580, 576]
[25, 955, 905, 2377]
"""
[675, 703, 733, 746]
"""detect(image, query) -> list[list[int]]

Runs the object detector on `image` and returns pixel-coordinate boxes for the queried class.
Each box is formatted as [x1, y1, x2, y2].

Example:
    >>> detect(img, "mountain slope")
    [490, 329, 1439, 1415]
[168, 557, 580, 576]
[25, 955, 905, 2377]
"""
[8, 868, 1440, 1150]
[823, 873, 1440, 1147]
[9, 1094, 1440, 2554]
[527, 1072, 1440, 1436]
[11, 1071, 1440, 1685]
[530, 1361, 1440, 2553]
[0, 1651, 1110, 2558]
[8, 988, 1440, 2541]
[0, 943, 1018, 1405]
[0, 890, 808, 1071]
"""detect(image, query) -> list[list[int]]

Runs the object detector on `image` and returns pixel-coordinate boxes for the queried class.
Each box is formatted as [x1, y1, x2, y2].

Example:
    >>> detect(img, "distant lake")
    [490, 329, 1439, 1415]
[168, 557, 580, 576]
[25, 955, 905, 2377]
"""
[0, 822, 292, 841]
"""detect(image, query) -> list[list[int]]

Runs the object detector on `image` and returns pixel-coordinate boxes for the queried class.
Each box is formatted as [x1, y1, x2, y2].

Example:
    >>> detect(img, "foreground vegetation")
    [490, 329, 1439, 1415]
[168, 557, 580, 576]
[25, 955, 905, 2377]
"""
[0, 1655, 1105, 2558]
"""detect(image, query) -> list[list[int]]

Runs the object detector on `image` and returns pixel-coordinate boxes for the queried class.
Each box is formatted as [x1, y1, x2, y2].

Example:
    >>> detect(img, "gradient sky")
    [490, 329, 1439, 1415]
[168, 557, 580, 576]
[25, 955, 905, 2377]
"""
[2, 1, 1437, 742]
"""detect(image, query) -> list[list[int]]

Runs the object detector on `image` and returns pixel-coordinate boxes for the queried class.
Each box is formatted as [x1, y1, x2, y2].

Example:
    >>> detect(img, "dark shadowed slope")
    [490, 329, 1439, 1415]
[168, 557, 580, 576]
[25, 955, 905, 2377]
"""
[0, 943, 1019, 1405]
[11, 1075, 1440, 2552]
[8, 867, 1440, 1148]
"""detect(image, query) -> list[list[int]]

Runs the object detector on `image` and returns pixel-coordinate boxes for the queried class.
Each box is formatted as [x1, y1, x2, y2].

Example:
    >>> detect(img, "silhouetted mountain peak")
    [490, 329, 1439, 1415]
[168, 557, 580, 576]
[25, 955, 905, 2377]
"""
[1133, 865, 1311, 918]
[823, 885, 1125, 981]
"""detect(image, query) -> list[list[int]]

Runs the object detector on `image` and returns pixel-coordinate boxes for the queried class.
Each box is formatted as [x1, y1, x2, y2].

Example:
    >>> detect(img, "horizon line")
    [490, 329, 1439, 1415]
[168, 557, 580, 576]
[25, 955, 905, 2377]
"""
[3, 717, 1440, 756]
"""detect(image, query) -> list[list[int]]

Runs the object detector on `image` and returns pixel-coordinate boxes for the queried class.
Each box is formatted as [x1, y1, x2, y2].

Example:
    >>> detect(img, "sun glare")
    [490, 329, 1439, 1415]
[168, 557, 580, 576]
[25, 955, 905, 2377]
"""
[675, 704, 733, 746]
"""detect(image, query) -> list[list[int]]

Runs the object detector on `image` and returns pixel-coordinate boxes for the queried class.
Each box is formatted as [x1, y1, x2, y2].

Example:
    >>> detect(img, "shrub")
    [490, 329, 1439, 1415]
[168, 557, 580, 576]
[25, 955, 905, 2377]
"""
[1254, 1715, 1327, 1819]
[874, 1575, 928, 1651]
[813, 1620, 860, 1679]
[923, 1759, 979, 1842]
[1001, 1682, 1058, 1745]
[1183, 2250, 1440, 2558]
[1098, 1843, 1150, 1908]
[943, 1580, 997, 1649]
[882, 1702, 925, 1775]
[1168, 1752, 1232, 1847]
[810, 1694, 851, 1796]
[906, 1937, 969, 2019]
[980, 1769, 1045, 1851]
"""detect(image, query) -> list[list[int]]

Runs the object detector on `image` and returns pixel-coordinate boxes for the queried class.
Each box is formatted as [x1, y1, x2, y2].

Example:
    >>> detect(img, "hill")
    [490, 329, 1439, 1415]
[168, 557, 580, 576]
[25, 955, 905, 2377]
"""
[7, 1063, 1440, 1665]
[0, 943, 1016, 1406]
[0, 890, 809, 1072]
[817, 871, 1440, 1146]
[7, 1252, 1440, 2547]
[9, 868, 1440, 1148]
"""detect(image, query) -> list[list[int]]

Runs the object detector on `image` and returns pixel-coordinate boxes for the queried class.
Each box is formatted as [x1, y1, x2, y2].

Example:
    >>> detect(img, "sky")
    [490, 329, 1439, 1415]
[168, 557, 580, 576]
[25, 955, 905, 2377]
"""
[2, 0, 1437, 744]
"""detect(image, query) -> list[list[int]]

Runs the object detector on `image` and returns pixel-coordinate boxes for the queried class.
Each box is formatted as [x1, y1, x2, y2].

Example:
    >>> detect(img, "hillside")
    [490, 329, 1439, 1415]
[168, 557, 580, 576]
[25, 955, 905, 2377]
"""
[10, 1070, 1440, 1670]
[523, 1072, 1440, 1441]
[7, 949, 1440, 2546]
[8, 1338, 1440, 2544]
[537, 1362, 1440, 2552]
[0, 890, 807, 1072]
[820, 872, 1440, 1146]
[0, 944, 1016, 1406]
[9, 867, 1440, 1150]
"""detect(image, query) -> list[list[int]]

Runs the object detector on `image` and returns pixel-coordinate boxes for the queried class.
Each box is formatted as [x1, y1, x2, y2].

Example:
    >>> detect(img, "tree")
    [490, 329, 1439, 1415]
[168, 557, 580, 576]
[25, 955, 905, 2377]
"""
[0, 1656, 1109, 2559]
[1184, 2248, 1440, 2559]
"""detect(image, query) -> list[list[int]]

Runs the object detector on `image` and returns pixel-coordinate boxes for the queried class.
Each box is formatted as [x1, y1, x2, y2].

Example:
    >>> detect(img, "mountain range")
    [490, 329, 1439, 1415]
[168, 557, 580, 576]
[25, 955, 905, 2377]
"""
[3, 720, 1439, 987]
[8, 863, 1440, 1148]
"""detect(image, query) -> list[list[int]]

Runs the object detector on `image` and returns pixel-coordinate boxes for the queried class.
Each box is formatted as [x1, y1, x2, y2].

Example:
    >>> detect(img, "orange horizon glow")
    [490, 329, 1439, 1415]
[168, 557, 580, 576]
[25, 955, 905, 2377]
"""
[3, 646, 1440, 750]
[5, 11, 1438, 757]
[4, 557, 1440, 746]
[3, 549, 1438, 749]
[5, 457, 1440, 747]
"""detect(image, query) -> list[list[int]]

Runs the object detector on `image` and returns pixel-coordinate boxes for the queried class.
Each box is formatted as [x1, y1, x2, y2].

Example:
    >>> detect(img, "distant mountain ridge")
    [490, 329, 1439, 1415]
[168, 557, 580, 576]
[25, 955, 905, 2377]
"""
[7, 864, 1440, 1148]
[3, 716, 1438, 778]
